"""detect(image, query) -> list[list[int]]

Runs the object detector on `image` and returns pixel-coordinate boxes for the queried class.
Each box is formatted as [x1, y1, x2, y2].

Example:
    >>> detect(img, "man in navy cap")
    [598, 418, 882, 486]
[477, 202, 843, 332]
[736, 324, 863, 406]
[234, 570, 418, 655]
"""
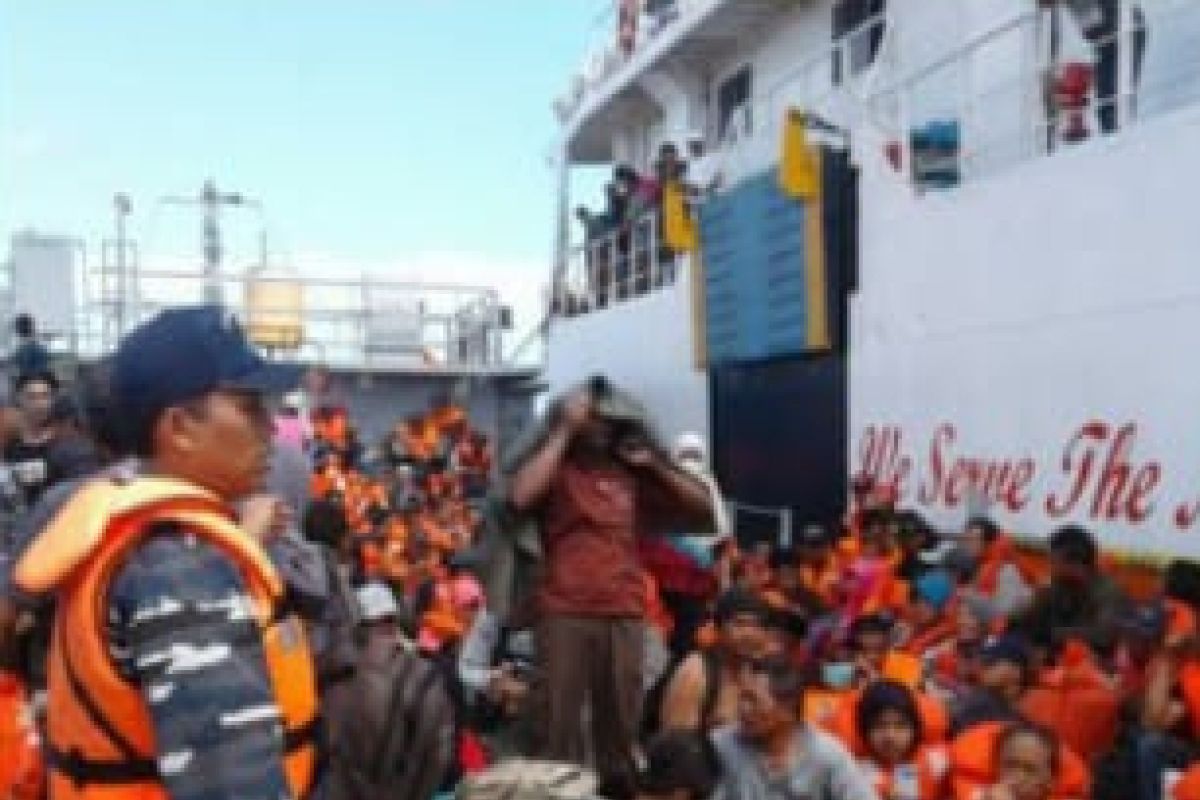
[950, 635, 1034, 736]
[9, 306, 320, 800]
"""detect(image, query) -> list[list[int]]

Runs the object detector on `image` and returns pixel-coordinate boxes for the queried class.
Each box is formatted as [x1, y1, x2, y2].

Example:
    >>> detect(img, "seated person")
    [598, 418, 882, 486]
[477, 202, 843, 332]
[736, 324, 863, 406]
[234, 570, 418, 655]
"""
[897, 569, 956, 656]
[951, 636, 1034, 737]
[927, 592, 995, 704]
[951, 720, 1089, 800]
[711, 656, 879, 800]
[657, 589, 771, 734]
[796, 521, 843, 607]
[958, 517, 1033, 618]
[848, 680, 950, 800]
[850, 614, 897, 688]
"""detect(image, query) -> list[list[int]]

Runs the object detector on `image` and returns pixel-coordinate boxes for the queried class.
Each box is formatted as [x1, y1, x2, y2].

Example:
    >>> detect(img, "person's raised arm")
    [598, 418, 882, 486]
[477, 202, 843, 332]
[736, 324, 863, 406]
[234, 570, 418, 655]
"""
[618, 439, 715, 526]
[1143, 645, 1188, 732]
[508, 391, 589, 512]
[659, 653, 709, 731]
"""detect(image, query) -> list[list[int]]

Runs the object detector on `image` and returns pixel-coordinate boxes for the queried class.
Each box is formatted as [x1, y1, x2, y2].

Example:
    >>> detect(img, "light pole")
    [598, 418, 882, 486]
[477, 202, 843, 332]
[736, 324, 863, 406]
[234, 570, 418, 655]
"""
[161, 179, 259, 306]
[113, 193, 132, 336]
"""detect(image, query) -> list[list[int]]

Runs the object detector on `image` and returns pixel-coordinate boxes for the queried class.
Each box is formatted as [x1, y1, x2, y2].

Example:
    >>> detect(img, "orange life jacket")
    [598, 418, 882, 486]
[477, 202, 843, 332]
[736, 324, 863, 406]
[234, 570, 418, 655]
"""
[384, 515, 410, 544]
[858, 747, 949, 800]
[1174, 762, 1200, 800]
[404, 421, 441, 463]
[838, 534, 863, 563]
[903, 622, 956, 658]
[0, 672, 44, 800]
[361, 539, 385, 580]
[949, 721, 1089, 800]
[1019, 641, 1119, 764]
[882, 651, 927, 691]
[313, 411, 349, 452]
[1178, 659, 1200, 740]
[421, 578, 467, 646]
[415, 512, 456, 552]
[800, 561, 840, 606]
[430, 404, 466, 434]
[974, 536, 1033, 597]
[842, 555, 905, 620]
[804, 689, 851, 726]
[13, 477, 319, 800]
[1166, 599, 1198, 645]
[311, 463, 348, 500]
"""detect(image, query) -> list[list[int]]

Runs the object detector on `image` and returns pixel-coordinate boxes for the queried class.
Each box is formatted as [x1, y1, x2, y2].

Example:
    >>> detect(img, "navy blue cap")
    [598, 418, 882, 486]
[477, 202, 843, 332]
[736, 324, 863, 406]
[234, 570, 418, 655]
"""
[979, 635, 1032, 671]
[113, 306, 301, 439]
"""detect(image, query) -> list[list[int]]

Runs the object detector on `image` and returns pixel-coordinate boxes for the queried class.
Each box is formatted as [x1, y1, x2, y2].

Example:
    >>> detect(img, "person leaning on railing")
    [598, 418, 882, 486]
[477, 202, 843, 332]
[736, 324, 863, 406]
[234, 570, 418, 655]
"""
[575, 205, 615, 309]
[1039, 0, 1147, 134]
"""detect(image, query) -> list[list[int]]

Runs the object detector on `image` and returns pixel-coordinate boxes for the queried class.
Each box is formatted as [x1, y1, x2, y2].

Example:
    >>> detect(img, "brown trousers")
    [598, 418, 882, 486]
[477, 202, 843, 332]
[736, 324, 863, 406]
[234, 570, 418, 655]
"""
[535, 615, 645, 781]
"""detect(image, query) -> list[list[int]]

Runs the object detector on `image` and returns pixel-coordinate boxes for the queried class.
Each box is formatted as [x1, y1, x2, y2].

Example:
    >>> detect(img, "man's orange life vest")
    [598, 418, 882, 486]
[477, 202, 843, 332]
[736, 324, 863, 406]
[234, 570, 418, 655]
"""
[12, 476, 319, 800]
[1019, 641, 1119, 764]
[0, 672, 44, 800]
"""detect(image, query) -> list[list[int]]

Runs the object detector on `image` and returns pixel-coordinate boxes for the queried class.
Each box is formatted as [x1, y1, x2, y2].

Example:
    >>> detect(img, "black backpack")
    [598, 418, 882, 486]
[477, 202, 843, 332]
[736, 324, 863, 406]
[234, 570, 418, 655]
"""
[322, 636, 456, 800]
[640, 649, 720, 739]
[291, 546, 455, 800]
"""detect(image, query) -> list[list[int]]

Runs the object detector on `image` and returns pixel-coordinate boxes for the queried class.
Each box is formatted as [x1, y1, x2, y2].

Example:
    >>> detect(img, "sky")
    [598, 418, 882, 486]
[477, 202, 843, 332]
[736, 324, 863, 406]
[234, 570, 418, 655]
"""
[0, 1, 608, 335]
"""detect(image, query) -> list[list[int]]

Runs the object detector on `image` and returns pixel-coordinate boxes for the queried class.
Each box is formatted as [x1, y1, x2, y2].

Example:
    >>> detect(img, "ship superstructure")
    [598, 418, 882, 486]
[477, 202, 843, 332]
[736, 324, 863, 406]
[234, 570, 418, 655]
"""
[545, 0, 1200, 554]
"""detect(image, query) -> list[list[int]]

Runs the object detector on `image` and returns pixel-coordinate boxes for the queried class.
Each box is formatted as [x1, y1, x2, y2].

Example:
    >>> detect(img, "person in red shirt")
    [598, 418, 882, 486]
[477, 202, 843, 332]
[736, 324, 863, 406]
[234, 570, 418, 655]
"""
[508, 381, 713, 784]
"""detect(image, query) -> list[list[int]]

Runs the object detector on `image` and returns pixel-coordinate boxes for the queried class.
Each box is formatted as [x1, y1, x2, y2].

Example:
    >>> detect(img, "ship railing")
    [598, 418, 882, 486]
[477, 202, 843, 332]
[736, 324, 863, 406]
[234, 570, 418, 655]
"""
[865, 0, 1200, 189]
[727, 500, 795, 549]
[708, 11, 891, 185]
[67, 266, 514, 373]
[551, 209, 678, 319]
[554, 0, 717, 125]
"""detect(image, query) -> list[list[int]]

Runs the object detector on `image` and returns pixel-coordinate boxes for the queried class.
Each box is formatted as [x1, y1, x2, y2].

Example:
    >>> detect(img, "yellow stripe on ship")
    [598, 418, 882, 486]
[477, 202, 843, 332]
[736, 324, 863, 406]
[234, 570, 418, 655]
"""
[803, 146, 830, 351]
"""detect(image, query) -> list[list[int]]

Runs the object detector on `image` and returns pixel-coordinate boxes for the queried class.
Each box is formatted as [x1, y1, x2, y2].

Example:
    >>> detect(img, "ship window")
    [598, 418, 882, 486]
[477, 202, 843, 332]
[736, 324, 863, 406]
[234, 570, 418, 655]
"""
[832, 0, 886, 85]
[717, 65, 753, 144]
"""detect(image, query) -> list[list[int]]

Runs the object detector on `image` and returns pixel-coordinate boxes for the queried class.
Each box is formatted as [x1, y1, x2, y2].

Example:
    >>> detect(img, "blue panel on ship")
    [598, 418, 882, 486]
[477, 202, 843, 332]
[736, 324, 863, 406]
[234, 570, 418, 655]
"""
[699, 169, 807, 364]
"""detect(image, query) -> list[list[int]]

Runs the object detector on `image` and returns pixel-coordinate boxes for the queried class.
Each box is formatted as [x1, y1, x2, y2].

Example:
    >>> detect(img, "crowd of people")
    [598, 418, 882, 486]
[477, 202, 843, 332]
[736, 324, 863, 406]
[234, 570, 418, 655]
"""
[575, 140, 722, 248]
[3, 307, 1200, 800]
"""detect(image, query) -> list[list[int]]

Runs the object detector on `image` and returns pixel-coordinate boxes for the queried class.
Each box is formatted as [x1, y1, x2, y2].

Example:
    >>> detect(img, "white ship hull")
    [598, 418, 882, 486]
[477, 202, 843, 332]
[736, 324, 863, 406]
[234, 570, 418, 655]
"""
[543, 259, 709, 446]
[851, 101, 1200, 559]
